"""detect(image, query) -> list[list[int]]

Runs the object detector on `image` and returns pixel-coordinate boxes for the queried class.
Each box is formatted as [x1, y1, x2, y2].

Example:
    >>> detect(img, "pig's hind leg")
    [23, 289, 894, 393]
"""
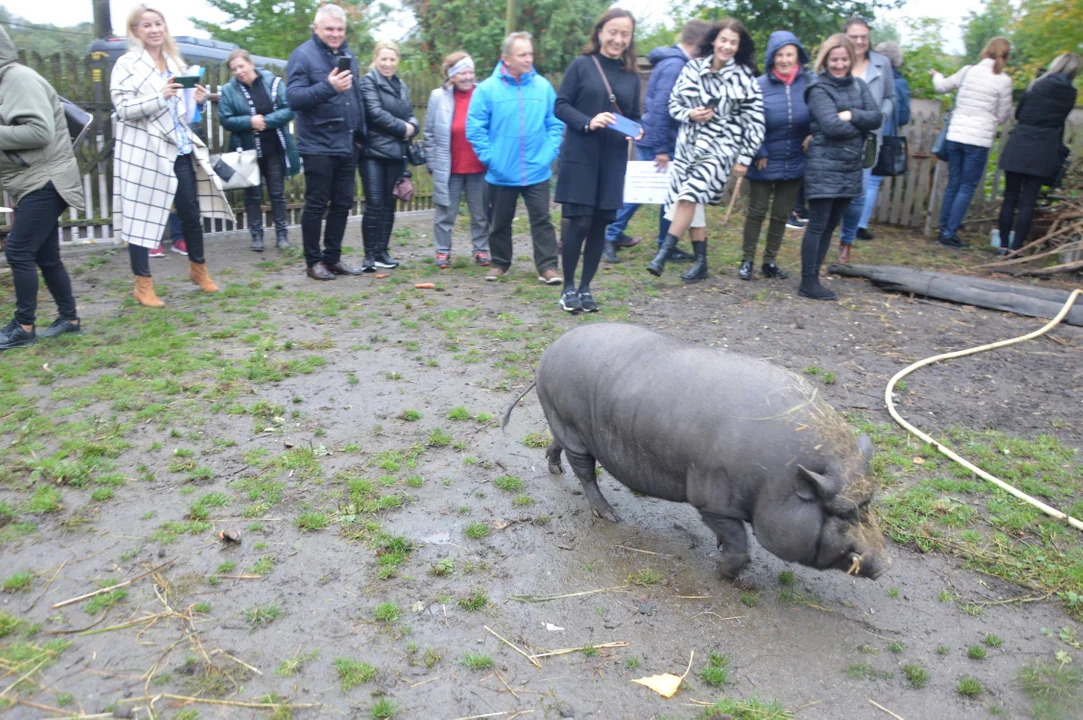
[545, 441, 564, 475]
[698, 511, 751, 579]
[565, 448, 621, 523]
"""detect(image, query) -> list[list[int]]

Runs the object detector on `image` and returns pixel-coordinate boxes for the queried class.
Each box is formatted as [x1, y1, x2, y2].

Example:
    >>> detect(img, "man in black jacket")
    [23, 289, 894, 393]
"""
[287, 3, 366, 280]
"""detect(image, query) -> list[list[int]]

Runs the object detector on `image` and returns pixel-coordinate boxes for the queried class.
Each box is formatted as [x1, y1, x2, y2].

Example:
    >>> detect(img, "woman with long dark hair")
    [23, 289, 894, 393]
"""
[646, 19, 764, 283]
[553, 8, 641, 312]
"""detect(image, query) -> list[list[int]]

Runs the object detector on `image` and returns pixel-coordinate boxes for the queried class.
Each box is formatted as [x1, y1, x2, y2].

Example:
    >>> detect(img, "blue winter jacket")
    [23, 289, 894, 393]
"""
[465, 61, 564, 187]
[638, 45, 691, 157]
[285, 33, 365, 156]
[746, 31, 810, 183]
[887, 66, 911, 134]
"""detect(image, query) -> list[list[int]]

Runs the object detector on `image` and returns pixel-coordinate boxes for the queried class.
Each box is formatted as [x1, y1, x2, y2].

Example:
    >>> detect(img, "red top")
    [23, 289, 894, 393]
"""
[451, 87, 485, 175]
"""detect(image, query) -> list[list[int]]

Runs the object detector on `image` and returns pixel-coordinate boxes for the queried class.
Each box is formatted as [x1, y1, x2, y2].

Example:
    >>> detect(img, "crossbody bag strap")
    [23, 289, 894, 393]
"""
[235, 78, 263, 159]
[590, 54, 623, 115]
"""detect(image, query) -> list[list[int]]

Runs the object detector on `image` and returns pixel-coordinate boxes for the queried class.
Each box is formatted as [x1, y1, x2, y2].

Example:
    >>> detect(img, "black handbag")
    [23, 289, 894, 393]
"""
[872, 135, 908, 177]
[59, 96, 93, 146]
[406, 141, 426, 166]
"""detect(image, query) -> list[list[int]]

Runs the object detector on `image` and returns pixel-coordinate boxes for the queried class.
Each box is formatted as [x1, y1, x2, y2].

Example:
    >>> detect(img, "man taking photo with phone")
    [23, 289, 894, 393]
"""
[287, 3, 366, 280]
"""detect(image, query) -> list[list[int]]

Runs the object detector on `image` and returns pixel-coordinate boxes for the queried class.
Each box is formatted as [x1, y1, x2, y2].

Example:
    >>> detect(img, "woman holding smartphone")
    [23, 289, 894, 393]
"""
[553, 8, 641, 313]
[111, 4, 232, 307]
[647, 19, 764, 283]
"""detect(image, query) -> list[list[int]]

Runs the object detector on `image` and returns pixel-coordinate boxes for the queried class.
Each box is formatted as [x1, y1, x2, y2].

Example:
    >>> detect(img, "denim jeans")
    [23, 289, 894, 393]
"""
[5, 182, 77, 326]
[858, 174, 884, 230]
[939, 141, 989, 239]
[839, 168, 872, 245]
[997, 172, 1043, 251]
[604, 144, 671, 246]
[130, 155, 207, 276]
[245, 141, 288, 240]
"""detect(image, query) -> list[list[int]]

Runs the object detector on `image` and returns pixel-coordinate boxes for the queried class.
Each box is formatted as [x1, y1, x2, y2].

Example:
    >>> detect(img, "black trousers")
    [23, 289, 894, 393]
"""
[360, 156, 405, 254]
[800, 197, 850, 279]
[561, 209, 609, 292]
[301, 152, 357, 267]
[130, 155, 206, 277]
[488, 181, 559, 273]
[5, 182, 77, 326]
[245, 140, 287, 239]
[997, 172, 1043, 251]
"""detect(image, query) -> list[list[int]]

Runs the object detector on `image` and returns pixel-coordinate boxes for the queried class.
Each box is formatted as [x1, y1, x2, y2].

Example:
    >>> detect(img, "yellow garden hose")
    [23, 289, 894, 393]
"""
[884, 288, 1083, 532]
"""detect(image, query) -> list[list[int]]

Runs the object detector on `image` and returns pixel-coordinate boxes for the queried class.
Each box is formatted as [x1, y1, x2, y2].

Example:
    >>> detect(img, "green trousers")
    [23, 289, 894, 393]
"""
[741, 178, 803, 263]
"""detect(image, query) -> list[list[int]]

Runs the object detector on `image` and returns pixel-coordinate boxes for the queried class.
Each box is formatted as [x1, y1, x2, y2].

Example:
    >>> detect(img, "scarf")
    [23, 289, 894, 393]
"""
[772, 66, 799, 86]
[236, 74, 290, 170]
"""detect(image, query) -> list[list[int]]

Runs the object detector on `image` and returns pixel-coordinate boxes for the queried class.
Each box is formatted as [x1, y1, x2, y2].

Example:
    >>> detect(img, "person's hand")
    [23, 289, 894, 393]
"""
[162, 77, 182, 99]
[755, 157, 768, 171]
[633, 127, 645, 142]
[329, 68, 352, 93]
[837, 110, 853, 122]
[802, 135, 811, 153]
[404, 122, 415, 138]
[589, 112, 615, 131]
[654, 153, 670, 171]
[732, 163, 748, 179]
[192, 83, 207, 105]
[250, 114, 266, 131]
[689, 106, 715, 123]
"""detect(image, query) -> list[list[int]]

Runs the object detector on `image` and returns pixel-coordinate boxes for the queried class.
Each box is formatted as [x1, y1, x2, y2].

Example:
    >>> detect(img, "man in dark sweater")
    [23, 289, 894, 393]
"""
[603, 20, 709, 263]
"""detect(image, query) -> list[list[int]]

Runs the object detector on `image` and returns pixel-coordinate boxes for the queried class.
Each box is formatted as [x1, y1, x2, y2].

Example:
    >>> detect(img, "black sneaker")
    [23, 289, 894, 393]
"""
[578, 291, 598, 313]
[559, 289, 582, 313]
[738, 260, 754, 280]
[39, 317, 84, 339]
[798, 280, 838, 301]
[856, 227, 875, 241]
[785, 211, 806, 230]
[374, 251, 400, 269]
[361, 254, 377, 272]
[937, 235, 963, 249]
[0, 319, 37, 350]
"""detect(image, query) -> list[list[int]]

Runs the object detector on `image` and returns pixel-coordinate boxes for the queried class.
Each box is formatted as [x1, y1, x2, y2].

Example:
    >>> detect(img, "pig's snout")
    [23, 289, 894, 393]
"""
[848, 552, 891, 580]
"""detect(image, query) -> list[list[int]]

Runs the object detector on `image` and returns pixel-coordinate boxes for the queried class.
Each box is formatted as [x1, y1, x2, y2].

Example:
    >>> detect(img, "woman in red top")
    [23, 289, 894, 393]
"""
[424, 52, 491, 268]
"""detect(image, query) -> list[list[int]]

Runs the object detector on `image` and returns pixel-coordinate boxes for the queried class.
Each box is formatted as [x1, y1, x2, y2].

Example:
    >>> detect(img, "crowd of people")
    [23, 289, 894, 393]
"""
[0, 4, 1079, 346]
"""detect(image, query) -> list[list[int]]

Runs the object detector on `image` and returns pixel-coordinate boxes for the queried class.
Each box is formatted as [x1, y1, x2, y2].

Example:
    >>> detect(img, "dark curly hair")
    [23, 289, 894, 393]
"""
[697, 18, 758, 75]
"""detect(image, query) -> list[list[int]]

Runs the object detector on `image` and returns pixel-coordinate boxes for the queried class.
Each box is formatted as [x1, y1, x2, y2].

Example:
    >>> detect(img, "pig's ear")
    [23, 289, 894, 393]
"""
[796, 465, 841, 501]
[857, 434, 873, 463]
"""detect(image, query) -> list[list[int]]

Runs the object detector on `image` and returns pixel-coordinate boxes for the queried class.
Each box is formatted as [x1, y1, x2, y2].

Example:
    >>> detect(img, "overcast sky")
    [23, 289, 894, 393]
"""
[11, 0, 976, 54]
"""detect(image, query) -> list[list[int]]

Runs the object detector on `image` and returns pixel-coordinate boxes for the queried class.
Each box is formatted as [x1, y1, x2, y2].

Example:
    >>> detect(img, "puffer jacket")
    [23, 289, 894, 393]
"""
[1000, 72, 1077, 180]
[639, 45, 691, 157]
[219, 68, 301, 177]
[358, 69, 417, 161]
[0, 26, 83, 209]
[803, 72, 881, 200]
[933, 57, 1012, 148]
[747, 30, 810, 183]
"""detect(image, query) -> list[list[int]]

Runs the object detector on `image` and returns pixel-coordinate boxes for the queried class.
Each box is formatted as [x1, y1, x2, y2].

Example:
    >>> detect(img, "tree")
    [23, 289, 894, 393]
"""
[898, 17, 958, 100]
[400, 0, 610, 75]
[0, 5, 95, 56]
[962, 0, 1013, 62]
[191, 0, 378, 61]
[1010, 0, 1083, 82]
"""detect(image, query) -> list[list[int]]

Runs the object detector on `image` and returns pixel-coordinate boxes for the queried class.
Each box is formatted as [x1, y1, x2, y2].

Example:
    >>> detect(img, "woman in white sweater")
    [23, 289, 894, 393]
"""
[930, 37, 1013, 248]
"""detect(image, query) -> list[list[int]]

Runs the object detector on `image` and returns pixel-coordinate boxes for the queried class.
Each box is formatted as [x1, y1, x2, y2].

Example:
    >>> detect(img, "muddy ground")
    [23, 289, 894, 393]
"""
[1, 204, 1081, 720]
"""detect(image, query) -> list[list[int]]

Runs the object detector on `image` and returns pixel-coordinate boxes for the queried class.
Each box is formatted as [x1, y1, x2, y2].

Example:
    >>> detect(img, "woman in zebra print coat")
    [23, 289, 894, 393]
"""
[647, 19, 765, 283]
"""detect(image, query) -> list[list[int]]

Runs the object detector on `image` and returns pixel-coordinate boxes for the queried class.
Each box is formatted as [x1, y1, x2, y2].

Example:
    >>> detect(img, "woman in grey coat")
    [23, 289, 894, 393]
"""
[423, 52, 490, 268]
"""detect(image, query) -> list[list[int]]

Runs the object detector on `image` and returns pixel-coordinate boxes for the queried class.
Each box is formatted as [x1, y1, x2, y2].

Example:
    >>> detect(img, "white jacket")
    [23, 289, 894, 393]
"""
[933, 58, 1013, 148]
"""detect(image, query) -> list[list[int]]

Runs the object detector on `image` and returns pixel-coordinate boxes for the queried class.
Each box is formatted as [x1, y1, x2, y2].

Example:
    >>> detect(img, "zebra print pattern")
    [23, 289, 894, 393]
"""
[664, 58, 765, 210]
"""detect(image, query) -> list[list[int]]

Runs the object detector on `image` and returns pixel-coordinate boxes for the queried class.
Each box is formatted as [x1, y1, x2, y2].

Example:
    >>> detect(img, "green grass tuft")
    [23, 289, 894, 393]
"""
[700, 652, 729, 688]
[334, 658, 377, 691]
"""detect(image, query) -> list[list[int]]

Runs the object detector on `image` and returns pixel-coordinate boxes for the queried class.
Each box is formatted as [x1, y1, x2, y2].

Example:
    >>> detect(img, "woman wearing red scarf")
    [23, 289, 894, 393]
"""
[740, 30, 811, 281]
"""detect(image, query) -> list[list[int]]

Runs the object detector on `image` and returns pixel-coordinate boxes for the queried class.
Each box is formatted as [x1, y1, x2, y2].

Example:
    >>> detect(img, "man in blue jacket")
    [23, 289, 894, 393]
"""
[602, 20, 709, 264]
[466, 32, 564, 284]
[287, 3, 366, 281]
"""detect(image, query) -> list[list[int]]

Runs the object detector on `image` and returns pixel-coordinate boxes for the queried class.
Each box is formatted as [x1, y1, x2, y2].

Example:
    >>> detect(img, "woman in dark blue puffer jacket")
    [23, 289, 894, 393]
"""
[739, 30, 810, 281]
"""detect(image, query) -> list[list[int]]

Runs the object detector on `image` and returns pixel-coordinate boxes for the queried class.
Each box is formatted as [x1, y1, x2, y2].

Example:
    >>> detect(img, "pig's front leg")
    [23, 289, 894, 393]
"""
[699, 510, 750, 579]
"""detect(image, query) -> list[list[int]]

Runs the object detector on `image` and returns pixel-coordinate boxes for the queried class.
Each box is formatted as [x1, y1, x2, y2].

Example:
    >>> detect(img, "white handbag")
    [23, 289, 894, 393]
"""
[209, 149, 261, 190]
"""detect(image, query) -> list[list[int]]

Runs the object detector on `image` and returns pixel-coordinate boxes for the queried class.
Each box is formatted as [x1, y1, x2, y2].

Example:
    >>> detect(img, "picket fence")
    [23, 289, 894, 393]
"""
[2, 51, 1081, 246]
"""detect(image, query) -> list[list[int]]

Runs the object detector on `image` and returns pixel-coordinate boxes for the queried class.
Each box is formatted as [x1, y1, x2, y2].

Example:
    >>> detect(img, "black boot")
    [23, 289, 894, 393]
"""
[250, 233, 264, 252]
[738, 260, 753, 280]
[361, 212, 380, 272]
[602, 242, 621, 264]
[798, 275, 838, 301]
[681, 241, 708, 283]
[275, 230, 290, 250]
[647, 234, 679, 276]
[761, 262, 788, 279]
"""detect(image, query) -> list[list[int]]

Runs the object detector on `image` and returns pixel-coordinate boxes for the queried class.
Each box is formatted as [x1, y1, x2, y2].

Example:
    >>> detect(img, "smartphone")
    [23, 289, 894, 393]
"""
[173, 75, 202, 89]
[704, 96, 721, 109]
[336, 56, 352, 74]
[608, 113, 642, 139]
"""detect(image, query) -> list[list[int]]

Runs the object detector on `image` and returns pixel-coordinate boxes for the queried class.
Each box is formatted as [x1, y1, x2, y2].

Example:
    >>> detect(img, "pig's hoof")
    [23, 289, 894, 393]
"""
[548, 461, 563, 475]
[592, 506, 621, 523]
[718, 552, 750, 580]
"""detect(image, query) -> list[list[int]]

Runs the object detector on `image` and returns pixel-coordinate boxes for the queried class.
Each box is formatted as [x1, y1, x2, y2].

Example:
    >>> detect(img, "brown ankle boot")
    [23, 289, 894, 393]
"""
[188, 261, 219, 292]
[133, 276, 164, 308]
[838, 243, 851, 264]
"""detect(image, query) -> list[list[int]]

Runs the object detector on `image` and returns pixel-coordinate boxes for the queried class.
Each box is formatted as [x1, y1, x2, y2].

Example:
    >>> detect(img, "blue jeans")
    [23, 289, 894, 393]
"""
[839, 167, 872, 245]
[939, 141, 989, 239]
[605, 144, 671, 246]
[168, 213, 183, 242]
[858, 174, 884, 230]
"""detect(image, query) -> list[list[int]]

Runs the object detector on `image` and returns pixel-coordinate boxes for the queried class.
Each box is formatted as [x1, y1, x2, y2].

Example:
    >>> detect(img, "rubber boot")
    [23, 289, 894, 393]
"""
[133, 276, 164, 308]
[647, 234, 679, 276]
[188, 262, 219, 292]
[681, 240, 708, 283]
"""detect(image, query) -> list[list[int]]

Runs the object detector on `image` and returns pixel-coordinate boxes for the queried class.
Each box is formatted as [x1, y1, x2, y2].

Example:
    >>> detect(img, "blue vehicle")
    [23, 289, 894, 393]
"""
[88, 35, 286, 75]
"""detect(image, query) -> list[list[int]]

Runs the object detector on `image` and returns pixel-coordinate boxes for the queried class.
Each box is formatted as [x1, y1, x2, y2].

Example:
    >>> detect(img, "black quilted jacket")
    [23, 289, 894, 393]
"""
[803, 72, 880, 200]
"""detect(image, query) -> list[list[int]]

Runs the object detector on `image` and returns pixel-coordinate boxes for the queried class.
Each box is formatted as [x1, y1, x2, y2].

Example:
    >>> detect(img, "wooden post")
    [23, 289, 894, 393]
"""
[505, 0, 516, 36]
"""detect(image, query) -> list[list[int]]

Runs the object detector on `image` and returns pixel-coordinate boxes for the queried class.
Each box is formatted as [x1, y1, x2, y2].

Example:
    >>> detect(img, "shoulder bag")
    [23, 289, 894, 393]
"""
[590, 55, 637, 160]
[932, 66, 971, 162]
[209, 149, 261, 190]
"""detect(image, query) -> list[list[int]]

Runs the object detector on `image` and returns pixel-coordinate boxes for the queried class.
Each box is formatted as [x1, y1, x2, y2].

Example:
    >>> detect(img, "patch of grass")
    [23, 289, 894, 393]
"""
[696, 696, 792, 719]
[984, 633, 1003, 648]
[0, 610, 25, 637]
[276, 650, 318, 677]
[152, 520, 211, 544]
[192, 602, 211, 614]
[457, 588, 488, 612]
[249, 555, 277, 575]
[956, 675, 983, 697]
[1018, 659, 1082, 720]
[246, 602, 282, 629]
[447, 407, 473, 421]
[740, 591, 758, 607]
[846, 663, 894, 680]
[3, 572, 33, 593]
[84, 580, 128, 615]
[512, 494, 534, 506]
[967, 644, 987, 660]
[625, 656, 641, 670]
[700, 652, 730, 688]
[903, 663, 930, 689]
[494, 475, 524, 492]
[462, 652, 493, 670]
[521, 431, 550, 448]
[373, 534, 413, 579]
[373, 601, 401, 624]
[334, 658, 377, 691]
[888, 641, 905, 654]
[399, 409, 421, 421]
[427, 427, 453, 447]
[24, 486, 62, 514]
[431, 559, 454, 576]
[423, 648, 441, 668]
[629, 568, 661, 587]
[464, 521, 489, 540]
[778, 570, 795, 586]
[216, 561, 235, 574]
[296, 511, 329, 532]
[370, 697, 398, 720]
[938, 645, 950, 655]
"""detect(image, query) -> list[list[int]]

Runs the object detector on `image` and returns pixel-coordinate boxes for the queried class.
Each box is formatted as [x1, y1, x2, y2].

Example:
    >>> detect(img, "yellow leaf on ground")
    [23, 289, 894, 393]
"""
[912, 457, 925, 465]
[631, 650, 694, 698]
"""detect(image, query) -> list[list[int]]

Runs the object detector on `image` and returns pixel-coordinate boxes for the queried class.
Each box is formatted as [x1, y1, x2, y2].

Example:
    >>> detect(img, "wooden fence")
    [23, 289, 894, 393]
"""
[3, 51, 1081, 246]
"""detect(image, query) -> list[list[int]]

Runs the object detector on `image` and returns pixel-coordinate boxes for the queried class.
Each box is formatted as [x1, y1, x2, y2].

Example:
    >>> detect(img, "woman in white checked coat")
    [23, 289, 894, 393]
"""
[647, 18, 764, 283]
[111, 5, 233, 307]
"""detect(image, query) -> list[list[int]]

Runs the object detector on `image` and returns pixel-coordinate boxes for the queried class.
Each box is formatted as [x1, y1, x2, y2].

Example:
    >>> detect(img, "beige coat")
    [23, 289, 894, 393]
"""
[110, 49, 233, 249]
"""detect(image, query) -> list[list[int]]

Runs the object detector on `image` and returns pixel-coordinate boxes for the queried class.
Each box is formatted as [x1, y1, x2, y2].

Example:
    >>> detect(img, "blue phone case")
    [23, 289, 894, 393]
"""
[608, 113, 642, 138]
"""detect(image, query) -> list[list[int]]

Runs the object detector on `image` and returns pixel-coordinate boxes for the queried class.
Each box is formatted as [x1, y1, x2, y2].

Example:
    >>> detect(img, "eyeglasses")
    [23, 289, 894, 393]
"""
[847, 33, 869, 41]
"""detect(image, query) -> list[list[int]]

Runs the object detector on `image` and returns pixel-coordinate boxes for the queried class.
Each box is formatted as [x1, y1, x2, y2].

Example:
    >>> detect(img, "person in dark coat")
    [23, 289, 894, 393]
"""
[358, 40, 418, 271]
[553, 8, 642, 313]
[739, 30, 810, 281]
[603, 19, 710, 263]
[799, 34, 880, 301]
[997, 53, 1079, 252]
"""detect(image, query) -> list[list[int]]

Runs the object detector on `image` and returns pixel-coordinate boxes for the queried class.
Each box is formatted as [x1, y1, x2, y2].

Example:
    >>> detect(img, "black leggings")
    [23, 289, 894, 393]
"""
[360, 157, 405, 254]
[997, 172, 1043, 251]
[130, 155, 206, 276]
[561, 211, 608, 292]
[800, 197, 850, 278]
[5, 182, 77, 326]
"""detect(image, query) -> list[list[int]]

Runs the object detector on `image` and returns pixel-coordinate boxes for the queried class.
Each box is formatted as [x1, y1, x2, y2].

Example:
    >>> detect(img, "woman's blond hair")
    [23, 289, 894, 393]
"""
[982, 37, 1011, 75]
[126, 5, 183, 70]
[371, 40, 400, 69]
[814, 34, 856, 75]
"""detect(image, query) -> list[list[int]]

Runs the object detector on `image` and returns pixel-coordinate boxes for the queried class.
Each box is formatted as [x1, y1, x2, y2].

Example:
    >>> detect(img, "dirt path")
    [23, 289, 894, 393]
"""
[0, 208, 1080, 719]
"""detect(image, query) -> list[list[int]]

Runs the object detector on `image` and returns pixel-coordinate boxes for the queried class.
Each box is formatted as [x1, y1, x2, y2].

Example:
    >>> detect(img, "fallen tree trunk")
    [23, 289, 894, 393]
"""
[828, 264, 1083, 326]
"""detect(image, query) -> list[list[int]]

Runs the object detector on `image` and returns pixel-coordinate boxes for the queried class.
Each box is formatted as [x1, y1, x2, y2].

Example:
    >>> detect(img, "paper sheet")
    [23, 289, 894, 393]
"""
[622, 160, 671, 205]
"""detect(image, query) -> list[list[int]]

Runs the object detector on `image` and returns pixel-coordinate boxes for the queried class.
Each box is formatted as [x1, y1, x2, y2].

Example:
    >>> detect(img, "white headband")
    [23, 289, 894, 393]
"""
[447, 57, 474, 79]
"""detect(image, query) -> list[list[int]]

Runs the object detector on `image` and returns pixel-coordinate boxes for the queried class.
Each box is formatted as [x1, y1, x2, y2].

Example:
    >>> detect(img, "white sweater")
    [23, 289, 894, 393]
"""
[933, 58, 1013, 148]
